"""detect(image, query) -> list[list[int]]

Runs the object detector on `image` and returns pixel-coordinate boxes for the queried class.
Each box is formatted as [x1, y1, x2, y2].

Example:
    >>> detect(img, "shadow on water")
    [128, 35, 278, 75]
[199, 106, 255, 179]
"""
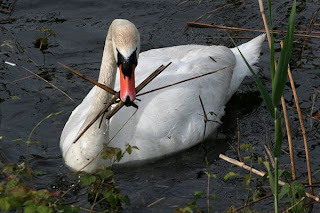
[0, 0, 319, 212]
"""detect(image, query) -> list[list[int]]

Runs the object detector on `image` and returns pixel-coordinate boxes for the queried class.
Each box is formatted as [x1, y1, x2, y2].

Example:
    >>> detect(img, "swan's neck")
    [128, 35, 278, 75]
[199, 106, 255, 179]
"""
[92, 39, 117, 111]
[75, 38, 117, 171]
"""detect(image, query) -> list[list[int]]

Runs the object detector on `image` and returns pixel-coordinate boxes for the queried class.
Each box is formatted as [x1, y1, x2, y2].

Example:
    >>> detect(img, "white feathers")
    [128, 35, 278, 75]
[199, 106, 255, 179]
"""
[60, 18, 265, 172]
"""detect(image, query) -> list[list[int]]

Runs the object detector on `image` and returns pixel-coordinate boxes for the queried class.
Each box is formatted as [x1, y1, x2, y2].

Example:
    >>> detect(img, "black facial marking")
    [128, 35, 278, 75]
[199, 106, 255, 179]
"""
[117, 48, 138, 78]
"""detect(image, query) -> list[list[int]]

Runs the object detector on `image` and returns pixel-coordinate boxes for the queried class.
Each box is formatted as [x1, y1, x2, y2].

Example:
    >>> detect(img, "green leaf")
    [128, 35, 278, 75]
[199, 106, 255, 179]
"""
[291, 181, 305, 198]
[33, 170, 47, 176]
[278, 169, 291, 181]
[126, 145, 132, 155]
[240, 143, 254, 152]
[36, 205, 53, 213]
[274, 117, 283, 158]
[104, 191, 118, 209]
[56, 205, 79, 213]
[257, 157, 263, 165]
[272, 0, 296, 107]
[100, 144, 122, 160]
[244, 173, 252, 186]
[224, 172, 241, 180]
[267, 0, 276, 81]
[180, 207, 193, 213]
[9, 186, 28, 199]
[263, 161, 275, 194]
[12, 138, 23, 142]
[210, 174, 217, 179]
[10, 95, 20, 100]
[33, 140, 41, 145]
[231, 38, 275, 118]
[80, 174, 97, 186]
[24, 204, 37, 213]
[119, 194, 130, 205]
[132, 146, 139, 150]
[243, 155, 253, 162]
[189, 191, 204, 206]
[0, 197, 11, 210]
[279, 183, 290, 200]
[95, 166, 113, 179]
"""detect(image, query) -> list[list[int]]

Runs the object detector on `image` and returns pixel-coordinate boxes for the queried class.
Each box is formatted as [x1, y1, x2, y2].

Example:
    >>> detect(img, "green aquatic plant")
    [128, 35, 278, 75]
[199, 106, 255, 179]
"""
[234, 0, 297, 212]
[34, 27, 56, 51]
[0, 111, 134, 212]
[0, 112, 79, 212]
[77, 144, 138, 211]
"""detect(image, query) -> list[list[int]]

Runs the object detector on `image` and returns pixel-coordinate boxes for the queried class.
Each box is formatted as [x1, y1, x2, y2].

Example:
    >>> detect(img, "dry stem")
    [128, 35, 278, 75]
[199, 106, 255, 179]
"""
[71, 63, 171, 143]
[286, 64, 314, 195]
[236, 118, 242, 162]
[299, 8, 320, 61]
[21, 66, 74, 102]
[137, 65, 230, 97]
[58, 62, 117, 95]
[187, 22, 320, 39]
[219, 154, 319, 202]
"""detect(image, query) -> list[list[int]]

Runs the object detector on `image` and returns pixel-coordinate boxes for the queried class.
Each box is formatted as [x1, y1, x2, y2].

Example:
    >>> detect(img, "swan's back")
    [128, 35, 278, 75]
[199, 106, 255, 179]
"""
[109, 44, 236, 162]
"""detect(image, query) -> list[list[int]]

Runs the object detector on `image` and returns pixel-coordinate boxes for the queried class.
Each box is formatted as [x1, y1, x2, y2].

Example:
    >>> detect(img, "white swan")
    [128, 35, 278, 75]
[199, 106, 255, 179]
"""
[60, 19, 265, 172]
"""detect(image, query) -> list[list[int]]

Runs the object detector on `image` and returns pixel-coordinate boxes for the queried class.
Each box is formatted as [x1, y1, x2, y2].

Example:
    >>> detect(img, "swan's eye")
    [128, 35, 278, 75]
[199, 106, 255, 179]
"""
[117, 48, 137, 78]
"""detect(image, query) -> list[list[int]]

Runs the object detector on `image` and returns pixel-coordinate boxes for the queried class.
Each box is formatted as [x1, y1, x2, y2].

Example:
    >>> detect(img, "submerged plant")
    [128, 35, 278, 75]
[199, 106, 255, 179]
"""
[34, 27, 56, 51]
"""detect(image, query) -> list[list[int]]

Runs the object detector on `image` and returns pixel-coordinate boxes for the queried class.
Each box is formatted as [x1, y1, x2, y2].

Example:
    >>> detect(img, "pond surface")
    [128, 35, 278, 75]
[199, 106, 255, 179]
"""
[0, 0, 319, 212]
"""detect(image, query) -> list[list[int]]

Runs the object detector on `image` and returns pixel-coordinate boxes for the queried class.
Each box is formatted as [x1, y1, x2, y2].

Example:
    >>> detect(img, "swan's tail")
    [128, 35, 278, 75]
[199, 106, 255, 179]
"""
[227, 34, 266, 101]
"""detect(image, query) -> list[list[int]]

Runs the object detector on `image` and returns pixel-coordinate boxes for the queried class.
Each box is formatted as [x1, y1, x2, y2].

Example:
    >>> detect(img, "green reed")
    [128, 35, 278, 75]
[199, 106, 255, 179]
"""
[234, 0, 296, 212]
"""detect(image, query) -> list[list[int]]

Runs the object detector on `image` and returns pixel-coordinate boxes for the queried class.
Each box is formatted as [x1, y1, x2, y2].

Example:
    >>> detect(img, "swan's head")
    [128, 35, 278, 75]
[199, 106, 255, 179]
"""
[110, 19, 140, 106]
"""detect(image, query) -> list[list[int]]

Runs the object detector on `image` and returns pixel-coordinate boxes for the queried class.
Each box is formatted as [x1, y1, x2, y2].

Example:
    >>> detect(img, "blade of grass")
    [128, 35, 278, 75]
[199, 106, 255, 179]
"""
[267, 0, 276, 81]
[272, 0, 296, 107]
[230, 38, 274, 118]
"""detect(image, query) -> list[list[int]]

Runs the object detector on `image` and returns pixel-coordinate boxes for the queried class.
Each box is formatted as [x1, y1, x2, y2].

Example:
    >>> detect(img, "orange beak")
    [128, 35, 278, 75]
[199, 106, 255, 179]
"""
[119, 64, 136, 105]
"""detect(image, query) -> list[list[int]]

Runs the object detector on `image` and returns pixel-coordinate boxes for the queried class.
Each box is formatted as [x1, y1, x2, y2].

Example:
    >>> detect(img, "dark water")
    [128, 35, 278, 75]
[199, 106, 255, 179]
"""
[0, 0, 319, 212]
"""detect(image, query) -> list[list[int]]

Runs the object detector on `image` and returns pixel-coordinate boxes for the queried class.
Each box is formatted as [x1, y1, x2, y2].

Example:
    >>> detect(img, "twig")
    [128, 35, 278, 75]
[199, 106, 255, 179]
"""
[199, 95, 208, 142]
[311, 86, 320, 94]
[299, 8, 320, 62]
[263, 120, 275, 168]
[281, 96, 296, 180]
[105, 62, 172, 120]
[73, 63, 171, 143]
[183, 0, 245, 33]
[21, 66, 74, 102]
[107, 109, 138, 145]
[177, 0, 189, 6]
[219, 154, 320, 202]
[58, 62, 117, 95]
[90, 179, 105, 213]
[236, 118, 242, 162]
[287, 62, 314, 195]
[137, 65, 231, 97]
[281, 197, 306, 213]
[13, 71, 46, 83]
[307, 114, 320, 123]
[310, 93, 318, 128]
[147, 197, 165, 207]
[258, 0, 272, 47]
[233, 193, 273, 212]
[54, 181, 80, 204]
[187, 22, 320, 39]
